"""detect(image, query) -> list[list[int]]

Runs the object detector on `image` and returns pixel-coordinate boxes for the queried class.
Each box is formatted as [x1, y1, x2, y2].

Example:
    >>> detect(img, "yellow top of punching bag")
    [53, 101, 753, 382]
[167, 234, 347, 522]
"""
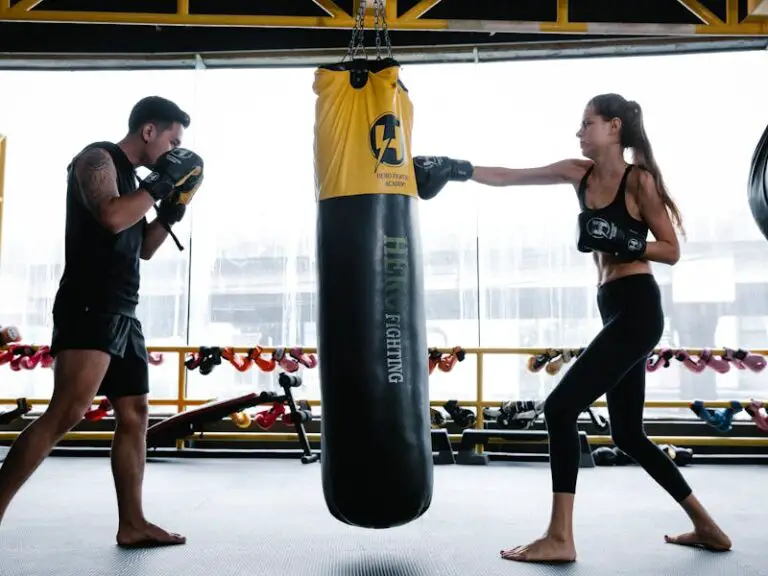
[313, 59, 418, 202]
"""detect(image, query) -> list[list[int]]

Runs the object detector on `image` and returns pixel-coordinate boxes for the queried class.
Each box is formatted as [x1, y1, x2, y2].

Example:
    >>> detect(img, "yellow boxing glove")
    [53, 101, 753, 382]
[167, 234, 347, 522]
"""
[174, 171, 204, 206]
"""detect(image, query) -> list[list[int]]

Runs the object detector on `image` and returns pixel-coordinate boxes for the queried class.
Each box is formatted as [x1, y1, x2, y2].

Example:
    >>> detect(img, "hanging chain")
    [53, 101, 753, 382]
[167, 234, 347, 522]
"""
[374, 0, 382, 59]
[373, 0, 393, 60]
[344, 0, 393, 62]
[344, 0, 368, 61]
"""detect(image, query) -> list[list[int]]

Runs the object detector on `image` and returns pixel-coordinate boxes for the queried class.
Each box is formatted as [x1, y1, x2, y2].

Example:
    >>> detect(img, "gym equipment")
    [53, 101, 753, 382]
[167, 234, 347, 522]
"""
[0, 398, 31, 425]
[689, 400, 743, 433]
[647, 348, 675, 372]
[483, 400, 543, 430]
[528, 350, 554, 372]
[592, 446, 618, 466]
[185, 346, 223, 375]
[83, 398, 112, 422]
[146, 373, 319, 464]
[141, 147, 204, 251]
[576, 213, 647, 259]
[700, 350, 730, 374]
[674, 349, 706, 373]
[254, 403, 286, 430]
[457, 428, 594, 468]
[430, 429, 455, 465]
[595, 444, 693, 467]
[443, 400, 476, 429]
[745, 400, 768, 432]
[583, 407, 610, 434]
[612, 448, 634, 466]
[659, 444, 693, 467]
[748, 121, 768, 240]
[430, 407, 447, 428]
[313, 0, 432, 529]
[545, 352, 564, 375]
[0, 326, 21, 346]
[412, 156, 474, 199]
[527, 348, 584, 374]
[427, 348, 443, 374]
[723, 348, 766, 372]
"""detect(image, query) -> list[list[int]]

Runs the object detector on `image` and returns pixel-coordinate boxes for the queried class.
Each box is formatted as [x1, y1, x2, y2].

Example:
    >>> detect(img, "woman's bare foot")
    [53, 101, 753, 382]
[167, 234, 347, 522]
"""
[664, 522, 732, 552]
[500, 535, 577, 563]
[116, 521, 187, 549]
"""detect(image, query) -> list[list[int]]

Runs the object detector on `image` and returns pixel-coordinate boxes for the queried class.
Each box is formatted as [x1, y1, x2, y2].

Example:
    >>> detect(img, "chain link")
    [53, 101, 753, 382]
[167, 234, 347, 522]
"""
[344, 0, 393, 61]
[374, 0, 382, 59]
[344, 0, 368, 61]
[376, 0, 393, 59]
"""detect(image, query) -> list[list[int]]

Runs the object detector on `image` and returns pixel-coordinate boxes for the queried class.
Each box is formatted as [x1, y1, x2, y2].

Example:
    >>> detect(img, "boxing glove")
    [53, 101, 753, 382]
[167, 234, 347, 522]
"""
[0, 326, 21, 346]
[171, 171, 204, 207]
[576, 213, 647, 260]
[413, 155, 474, 200]
[156, 198, 186, 227]
[141, 148, 204, 202]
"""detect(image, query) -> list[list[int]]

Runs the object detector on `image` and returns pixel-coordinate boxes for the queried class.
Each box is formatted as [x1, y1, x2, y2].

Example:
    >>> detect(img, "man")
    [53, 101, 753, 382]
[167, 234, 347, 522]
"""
[0, 96, 204, 548]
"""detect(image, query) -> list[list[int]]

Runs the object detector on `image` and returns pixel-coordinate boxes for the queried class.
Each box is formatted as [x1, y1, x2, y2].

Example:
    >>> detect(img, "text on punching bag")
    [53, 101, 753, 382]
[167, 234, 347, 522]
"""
[384, 235, 408, 384]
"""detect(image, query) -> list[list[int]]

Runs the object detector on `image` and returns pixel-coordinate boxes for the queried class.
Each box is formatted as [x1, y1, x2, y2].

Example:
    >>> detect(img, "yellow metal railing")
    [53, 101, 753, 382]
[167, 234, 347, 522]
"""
[0, 346, 766, 448]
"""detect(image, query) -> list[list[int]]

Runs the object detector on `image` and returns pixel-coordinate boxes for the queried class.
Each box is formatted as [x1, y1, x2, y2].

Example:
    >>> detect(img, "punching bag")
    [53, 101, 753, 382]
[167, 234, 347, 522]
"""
[313, 57, 433, 529]
[748, 122, 768, 240]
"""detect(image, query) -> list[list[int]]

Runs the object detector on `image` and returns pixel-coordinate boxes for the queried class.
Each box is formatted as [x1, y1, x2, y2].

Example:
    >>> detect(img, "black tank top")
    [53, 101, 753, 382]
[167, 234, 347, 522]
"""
[53, 141, 146, 319]
[576, 164, 649, 243]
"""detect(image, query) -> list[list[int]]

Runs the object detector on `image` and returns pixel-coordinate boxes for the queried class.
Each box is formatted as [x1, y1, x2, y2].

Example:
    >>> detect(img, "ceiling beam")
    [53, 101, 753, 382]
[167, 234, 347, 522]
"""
[675, 0, 723, 25]
[9, 0, 46, 12]
[748, 0, 768, 16]
[399, 0, 442, 21]
[312, 0, 349, 19]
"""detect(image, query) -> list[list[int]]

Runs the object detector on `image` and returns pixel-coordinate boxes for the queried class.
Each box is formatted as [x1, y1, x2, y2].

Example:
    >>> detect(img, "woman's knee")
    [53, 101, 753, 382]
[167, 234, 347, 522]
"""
[543, 394, 579, 428]
[611, 426, 650, 454]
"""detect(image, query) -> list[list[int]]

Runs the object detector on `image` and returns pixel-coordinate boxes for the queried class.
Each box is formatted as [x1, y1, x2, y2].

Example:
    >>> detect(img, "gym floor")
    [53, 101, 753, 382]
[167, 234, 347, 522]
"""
[0, 454, 764, 576]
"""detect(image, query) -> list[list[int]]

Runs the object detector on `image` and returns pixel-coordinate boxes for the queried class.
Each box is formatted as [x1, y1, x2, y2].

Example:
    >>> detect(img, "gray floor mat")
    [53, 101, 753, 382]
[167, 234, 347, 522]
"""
[0, 456, 765, 576]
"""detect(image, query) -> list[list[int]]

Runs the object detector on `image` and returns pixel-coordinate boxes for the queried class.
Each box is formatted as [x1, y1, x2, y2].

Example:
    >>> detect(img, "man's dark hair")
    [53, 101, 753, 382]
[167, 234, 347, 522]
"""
[128, 96, 191, 134]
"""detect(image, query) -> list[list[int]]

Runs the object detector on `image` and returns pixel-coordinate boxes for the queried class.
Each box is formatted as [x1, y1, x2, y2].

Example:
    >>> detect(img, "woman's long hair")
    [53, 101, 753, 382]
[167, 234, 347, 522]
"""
[589, 93, 685, 238]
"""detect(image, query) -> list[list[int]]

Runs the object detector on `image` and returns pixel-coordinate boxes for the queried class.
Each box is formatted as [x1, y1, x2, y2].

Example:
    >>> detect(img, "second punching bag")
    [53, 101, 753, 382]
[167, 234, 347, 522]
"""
[313, 57, 433, 529]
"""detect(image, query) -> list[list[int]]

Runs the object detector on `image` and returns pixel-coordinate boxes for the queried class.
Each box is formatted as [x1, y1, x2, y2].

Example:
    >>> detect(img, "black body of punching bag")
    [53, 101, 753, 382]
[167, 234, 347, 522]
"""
[316, 193, 432, 529]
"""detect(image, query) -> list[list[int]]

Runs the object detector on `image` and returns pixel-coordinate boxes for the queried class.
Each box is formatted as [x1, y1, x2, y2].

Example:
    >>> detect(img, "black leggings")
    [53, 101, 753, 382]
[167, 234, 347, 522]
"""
[543, 273, 692, 503]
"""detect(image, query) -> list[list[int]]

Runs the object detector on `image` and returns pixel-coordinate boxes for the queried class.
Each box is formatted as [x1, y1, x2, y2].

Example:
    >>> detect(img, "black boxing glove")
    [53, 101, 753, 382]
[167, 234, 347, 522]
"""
[156, 198, 186, 227]
[413, 156, 474, 200]
[141, 148, 204, 202]
[577, 213, 647, 260]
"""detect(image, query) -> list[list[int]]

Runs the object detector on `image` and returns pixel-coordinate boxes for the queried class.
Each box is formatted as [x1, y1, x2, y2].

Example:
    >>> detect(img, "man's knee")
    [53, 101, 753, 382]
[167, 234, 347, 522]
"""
[111, 395, 149, 430]
[46, 349, 111, 432]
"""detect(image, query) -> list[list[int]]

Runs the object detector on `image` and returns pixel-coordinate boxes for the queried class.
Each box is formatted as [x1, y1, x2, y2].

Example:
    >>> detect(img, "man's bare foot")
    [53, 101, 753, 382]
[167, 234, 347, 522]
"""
[116, 521, 186, 549]
[664, 523, 732, 552]
[500, 535, 577, 563]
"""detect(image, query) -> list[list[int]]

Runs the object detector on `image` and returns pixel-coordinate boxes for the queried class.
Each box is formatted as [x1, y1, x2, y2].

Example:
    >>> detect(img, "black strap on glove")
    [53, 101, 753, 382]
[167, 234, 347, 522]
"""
[144, 149, 204, 251]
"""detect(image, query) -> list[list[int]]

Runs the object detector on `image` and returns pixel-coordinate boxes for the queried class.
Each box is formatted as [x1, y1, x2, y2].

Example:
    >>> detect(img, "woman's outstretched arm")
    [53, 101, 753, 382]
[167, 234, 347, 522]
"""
[471, 159, 592, 187]
[412, 155, 592, 200]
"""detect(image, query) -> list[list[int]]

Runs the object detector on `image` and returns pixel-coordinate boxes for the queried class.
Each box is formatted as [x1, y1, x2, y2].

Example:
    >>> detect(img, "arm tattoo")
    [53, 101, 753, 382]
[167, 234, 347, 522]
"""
[75, 147, 119, 218]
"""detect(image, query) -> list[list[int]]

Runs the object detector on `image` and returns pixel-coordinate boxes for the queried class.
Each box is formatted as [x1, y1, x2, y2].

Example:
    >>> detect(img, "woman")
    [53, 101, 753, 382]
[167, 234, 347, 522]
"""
[414, 93, 732, 563]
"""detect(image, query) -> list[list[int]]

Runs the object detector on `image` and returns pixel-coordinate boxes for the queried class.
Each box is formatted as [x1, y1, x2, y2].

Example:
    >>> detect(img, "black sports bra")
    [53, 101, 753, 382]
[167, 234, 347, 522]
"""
[576, 164, 649, 240]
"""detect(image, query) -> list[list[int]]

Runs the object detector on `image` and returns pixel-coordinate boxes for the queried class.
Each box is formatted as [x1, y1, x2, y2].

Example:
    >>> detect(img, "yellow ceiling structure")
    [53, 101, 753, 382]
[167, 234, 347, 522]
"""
[0, 0, 767, 35]
[0, 0, 767, 66]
